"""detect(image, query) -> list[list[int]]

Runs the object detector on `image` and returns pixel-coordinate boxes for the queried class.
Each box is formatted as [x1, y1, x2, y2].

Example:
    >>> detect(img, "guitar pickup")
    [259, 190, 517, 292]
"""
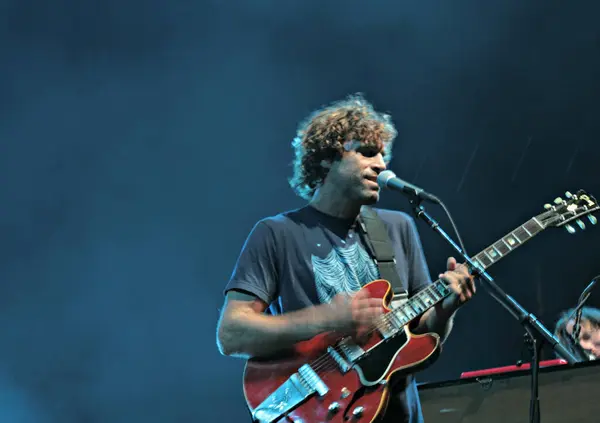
[327, 346, 351, 373]
[338, 338, 365, 362]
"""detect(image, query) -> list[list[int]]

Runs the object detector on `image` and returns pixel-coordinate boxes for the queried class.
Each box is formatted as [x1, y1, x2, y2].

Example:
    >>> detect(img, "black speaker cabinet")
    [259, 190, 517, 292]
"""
[418, 361, 600, 422]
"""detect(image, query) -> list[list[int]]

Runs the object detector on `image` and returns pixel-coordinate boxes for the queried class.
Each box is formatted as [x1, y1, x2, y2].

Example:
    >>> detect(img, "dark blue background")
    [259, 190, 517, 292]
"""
[1, 1, 599, 421]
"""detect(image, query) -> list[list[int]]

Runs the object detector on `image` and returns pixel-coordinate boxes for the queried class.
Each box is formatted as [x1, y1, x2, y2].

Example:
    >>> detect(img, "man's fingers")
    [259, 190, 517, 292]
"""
[468, 278, 476, 294]
[446, 256, 457, 271]
[366, 298, 382, 307]
[355, 307, 382, 324]
[353, 288, 369, 300]
[439, 272, 457, 286]
[362, 306, 383, 319]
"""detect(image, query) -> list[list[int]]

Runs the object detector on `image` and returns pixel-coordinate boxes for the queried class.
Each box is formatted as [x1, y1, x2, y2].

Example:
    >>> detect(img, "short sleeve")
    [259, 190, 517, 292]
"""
[403, 217, 432, 295]
[223, 220, 279, 305]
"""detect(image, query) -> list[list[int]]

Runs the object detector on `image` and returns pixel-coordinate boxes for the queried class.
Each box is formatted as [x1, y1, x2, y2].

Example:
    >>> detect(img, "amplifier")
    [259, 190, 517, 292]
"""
[418, 360, 600, 422]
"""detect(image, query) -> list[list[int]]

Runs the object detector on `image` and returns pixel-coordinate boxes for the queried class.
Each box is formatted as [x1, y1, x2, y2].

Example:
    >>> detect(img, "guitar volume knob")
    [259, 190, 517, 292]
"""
[352, 406, 365, 418]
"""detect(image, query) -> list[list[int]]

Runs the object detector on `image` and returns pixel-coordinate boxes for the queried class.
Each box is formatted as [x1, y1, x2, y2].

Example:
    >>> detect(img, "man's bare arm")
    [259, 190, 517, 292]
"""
[216, 290, 381, 359]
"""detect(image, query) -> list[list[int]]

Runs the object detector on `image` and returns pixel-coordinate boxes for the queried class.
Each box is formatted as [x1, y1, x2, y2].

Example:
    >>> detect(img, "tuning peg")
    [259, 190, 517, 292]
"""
[576, 219, 586, 230]
[589, 215, 598, 225]
[565, 191, 573, 199]
[544, 203, 553, 210]
[554, 197, 564, 205]
[565, 224, 576, 234]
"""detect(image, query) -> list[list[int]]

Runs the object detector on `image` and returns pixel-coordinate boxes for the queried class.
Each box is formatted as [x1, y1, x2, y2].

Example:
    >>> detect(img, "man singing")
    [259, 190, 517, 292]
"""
[216, 94, 476, 422]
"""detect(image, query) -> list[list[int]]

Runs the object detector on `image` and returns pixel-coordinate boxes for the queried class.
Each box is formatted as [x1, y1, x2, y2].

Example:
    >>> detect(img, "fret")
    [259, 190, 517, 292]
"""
[381, 215, 552, 334]
[476, 252, 493, 268]
[433, 285, 445, 300]
[402, 306, 417, 320]
[488, 245, 502, 259]
[408, 302, 421, 315]
[390, 311, 404, 327]
[513, 227, 529, 242]
[482, 245, 502, 263]
[412, 302, 424, 314]
[504, 233, 520, 248]
[420, 293, 435, 308]
[381, 318, 396, 336]
[417, 294, 431, 308]
[412, 296, 424, 310]
[389, 280, 452, 327]
[425, 286, 441, 302]
[525, 218, 543, 234]
[471, 258, 489, 269]
[493, 239, 511, 256]
[399, 309, 409, 320]
[434, 281, 450, 297]
[471, 257, 486, 270]
[396, 310, 409, 325]
[483, 250, 494, 262]
[531, 217, 544, 230]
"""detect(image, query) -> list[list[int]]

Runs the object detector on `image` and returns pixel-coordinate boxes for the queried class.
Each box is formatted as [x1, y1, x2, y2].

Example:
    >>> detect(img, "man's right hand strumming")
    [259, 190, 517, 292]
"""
[217, 289, 382, 359]
[327, 289, 383, 339]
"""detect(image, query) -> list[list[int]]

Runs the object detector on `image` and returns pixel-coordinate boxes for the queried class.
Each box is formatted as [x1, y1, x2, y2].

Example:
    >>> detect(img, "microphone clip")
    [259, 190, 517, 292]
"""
[570, 276, 599, 355]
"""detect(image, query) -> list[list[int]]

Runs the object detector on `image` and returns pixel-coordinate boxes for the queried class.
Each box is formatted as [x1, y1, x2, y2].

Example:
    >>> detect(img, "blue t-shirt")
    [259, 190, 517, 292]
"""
[225, 205, 432, 423]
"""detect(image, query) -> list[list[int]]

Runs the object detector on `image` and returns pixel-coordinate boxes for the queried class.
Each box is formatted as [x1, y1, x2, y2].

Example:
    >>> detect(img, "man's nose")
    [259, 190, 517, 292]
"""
[372, 154, 386, 174]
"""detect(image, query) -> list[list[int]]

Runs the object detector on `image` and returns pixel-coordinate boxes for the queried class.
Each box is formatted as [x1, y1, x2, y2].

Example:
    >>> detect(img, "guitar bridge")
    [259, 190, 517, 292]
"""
[251, 364, 329, 423]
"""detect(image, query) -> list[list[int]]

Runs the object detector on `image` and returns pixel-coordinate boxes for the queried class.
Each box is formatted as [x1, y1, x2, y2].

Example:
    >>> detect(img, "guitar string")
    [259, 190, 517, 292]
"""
[305, 225, 540, 374]
[300, 216, 568, 375]
[306, 279, 452, 374]
[308, 281, 448, 372]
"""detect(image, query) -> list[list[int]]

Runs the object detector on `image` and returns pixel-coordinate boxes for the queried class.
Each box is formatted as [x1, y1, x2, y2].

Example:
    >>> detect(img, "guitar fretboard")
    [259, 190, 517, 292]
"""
[388, 217, 545, 327]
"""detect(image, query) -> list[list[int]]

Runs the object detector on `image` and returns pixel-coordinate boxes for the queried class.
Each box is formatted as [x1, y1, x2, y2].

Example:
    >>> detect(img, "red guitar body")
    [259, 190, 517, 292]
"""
[243, 280, 441, 423]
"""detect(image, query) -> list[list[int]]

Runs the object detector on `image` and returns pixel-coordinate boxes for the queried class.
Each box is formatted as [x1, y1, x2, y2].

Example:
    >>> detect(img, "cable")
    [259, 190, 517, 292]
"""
[437, 199, 468, 257]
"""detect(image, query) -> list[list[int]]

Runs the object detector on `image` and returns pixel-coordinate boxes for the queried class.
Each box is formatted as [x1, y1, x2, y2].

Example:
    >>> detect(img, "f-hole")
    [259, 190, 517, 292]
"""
[341, 385, 365, 421]
[341, 384, 381, 421]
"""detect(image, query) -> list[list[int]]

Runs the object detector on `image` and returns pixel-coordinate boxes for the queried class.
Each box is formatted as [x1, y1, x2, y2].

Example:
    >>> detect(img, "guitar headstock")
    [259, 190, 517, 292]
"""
[537, 190, 599, 233]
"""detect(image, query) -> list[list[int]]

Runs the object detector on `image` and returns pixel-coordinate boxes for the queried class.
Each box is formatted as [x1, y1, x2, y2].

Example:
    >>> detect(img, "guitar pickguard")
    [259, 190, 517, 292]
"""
[353, 329, 409, 386]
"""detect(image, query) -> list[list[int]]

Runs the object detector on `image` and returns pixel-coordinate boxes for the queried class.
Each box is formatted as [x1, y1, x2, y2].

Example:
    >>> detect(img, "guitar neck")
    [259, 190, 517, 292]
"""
[392, 217, 546, 325]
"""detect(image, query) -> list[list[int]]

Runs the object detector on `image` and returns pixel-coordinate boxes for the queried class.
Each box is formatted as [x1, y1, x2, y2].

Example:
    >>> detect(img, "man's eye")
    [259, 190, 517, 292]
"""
[357, 146, 380, 157]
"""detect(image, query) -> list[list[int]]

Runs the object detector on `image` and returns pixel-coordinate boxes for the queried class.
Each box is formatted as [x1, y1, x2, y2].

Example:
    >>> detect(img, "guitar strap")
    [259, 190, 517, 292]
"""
[357, 206, 408, 306]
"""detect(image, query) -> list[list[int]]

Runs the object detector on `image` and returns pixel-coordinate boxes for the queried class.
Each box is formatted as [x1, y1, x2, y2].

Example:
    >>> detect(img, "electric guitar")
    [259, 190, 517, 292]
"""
[243, 190, 599, 423]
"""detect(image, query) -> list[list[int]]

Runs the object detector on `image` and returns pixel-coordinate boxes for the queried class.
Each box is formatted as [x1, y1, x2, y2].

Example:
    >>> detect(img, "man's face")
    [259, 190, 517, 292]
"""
[566, 319, 600, 359]
[324, 140, 387, 205]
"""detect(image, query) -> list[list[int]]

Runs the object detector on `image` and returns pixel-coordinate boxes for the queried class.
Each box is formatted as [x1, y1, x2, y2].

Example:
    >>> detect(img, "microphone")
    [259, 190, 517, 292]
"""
[573, 277, 598, 341]
[579, 278, 597, 302]
[377, 170, 441, 204]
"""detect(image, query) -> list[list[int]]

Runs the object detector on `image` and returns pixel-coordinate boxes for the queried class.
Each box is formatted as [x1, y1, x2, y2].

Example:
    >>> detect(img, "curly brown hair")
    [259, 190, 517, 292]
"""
[289, 94, 397, 200]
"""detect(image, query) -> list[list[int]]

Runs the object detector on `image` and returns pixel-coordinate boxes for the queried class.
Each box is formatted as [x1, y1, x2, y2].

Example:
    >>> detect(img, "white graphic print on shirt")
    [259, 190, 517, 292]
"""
[311, 242, 380, 304]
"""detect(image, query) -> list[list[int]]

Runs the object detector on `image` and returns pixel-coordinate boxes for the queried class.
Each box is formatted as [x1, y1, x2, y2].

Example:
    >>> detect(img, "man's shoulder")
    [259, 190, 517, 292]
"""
[371, 207, 415, 228]
[253, 207, 309, 232]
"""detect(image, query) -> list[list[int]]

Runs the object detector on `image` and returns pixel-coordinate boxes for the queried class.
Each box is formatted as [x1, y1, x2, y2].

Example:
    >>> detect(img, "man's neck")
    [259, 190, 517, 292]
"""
[308, 187, 361, 220]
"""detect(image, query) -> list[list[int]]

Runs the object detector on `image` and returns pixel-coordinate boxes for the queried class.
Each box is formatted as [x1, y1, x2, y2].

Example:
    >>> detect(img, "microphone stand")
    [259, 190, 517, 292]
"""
[566, 277, 598, 361]
[572, 278, 597, 342]
[408, 199, 579, 423]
